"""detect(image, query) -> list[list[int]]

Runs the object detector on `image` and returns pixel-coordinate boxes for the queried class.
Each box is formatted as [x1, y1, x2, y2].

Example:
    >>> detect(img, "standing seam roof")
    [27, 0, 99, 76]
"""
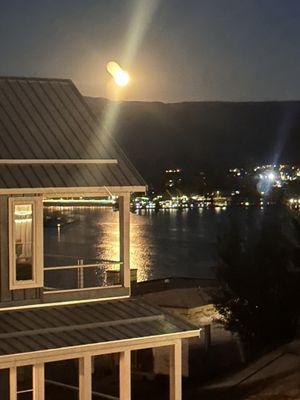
[0, 77, 146, 190]
[0, 298, 198, 356]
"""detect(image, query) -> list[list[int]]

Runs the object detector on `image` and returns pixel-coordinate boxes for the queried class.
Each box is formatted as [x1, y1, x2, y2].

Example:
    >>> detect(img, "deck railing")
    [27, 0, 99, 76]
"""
[44, 255, 123, 293]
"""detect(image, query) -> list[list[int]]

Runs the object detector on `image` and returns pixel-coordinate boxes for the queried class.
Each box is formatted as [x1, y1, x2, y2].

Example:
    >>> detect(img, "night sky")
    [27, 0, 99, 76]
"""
[1, 0, 300, 102]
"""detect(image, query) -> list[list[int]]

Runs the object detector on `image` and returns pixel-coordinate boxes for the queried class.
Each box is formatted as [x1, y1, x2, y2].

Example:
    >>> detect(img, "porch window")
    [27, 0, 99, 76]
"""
[9, 197, 43, 289]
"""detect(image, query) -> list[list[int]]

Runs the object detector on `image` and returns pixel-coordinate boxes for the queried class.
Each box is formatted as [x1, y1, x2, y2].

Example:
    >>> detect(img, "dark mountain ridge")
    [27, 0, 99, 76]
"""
[86, 97, 300, 186]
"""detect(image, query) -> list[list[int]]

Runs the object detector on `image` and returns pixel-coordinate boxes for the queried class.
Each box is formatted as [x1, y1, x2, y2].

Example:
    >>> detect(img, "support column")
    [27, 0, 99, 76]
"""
[119, 194, 130, 289]
[9, 367, 17, 400]
[119, 350, 131, 400]
[33, 363, 45, 400]
[169, 340, 182, 400]
[79, 356, 92, 400]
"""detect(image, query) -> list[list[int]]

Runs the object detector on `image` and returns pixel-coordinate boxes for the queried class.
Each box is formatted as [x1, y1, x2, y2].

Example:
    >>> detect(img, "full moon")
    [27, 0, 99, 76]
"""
[106, 61, 130, 87]
[114, 69, 130, 87]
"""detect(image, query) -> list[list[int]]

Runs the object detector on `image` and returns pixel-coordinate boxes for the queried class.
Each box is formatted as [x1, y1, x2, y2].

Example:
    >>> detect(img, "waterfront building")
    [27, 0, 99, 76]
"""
[0, 77, 198, 399]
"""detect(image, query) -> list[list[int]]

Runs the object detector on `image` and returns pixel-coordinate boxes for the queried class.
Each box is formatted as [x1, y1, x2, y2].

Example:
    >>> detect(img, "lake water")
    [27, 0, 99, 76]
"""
[44, 206, 263, 283]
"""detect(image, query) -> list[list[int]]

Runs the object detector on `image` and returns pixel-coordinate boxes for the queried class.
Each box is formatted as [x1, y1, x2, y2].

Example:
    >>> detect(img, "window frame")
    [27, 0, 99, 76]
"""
[9, 196, 43, 290]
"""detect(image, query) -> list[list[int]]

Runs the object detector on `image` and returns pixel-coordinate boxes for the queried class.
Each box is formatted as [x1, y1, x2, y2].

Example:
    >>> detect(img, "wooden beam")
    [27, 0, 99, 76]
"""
[119, 194, 130, 289]
[119, 350, 131, 400]
[169, 340, 182, 400]
[9, 367, 17, 400]
[79, 355, 92, 400]
[33, 363, 44, 400]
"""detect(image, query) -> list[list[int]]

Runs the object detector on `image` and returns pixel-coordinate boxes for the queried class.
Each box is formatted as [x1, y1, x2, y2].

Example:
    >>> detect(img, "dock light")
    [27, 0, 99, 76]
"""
[106, 61, 130, 87]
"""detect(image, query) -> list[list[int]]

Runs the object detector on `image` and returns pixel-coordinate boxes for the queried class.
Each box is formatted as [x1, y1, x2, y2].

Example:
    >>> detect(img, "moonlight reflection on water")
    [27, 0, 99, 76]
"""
[94, 209, 153, 281]
[44, 206, 244, 282]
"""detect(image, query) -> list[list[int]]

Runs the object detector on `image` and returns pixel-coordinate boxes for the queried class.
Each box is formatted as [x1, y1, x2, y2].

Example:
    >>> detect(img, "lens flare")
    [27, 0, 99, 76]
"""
[106, 61, 130, 87]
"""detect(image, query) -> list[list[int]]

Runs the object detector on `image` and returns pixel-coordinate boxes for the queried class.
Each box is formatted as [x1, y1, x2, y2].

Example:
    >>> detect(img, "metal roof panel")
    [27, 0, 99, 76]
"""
[0, 299, 197, 357]
[0, 77, 146, 190]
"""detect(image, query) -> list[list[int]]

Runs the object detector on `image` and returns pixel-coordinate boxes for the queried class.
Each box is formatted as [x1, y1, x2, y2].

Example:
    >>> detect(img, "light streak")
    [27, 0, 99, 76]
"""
[101, 0, 160, 135]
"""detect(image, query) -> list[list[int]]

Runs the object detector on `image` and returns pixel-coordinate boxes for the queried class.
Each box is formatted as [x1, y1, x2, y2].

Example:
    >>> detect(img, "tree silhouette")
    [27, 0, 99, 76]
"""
[214, 207, 300, 355]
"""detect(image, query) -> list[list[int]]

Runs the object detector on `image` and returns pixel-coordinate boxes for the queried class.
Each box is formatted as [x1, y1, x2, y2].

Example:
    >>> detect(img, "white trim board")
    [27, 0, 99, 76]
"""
[0, 294, 130, 312]
[0, 330, 200, 369]
[0, 186, 146, 195]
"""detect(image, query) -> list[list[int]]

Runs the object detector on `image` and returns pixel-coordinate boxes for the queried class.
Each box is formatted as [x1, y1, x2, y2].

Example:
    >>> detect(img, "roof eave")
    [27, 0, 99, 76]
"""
[0, 329, 200, 368]
[0, 185, 147, 196]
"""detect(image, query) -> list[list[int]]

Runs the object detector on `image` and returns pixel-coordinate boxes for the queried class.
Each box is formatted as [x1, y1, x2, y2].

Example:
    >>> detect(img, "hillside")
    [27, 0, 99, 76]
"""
[86, 97, 300, 186]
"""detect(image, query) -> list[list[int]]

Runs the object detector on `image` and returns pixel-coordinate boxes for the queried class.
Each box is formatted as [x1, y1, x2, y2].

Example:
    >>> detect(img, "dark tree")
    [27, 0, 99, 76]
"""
[214, 207, 300, 355]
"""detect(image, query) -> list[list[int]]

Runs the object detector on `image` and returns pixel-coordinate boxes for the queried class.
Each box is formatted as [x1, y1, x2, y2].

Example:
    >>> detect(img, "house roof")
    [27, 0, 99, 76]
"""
[0, 77, 146, 192]
[0, 298, 198, 358]
[133, 277, 217, 308]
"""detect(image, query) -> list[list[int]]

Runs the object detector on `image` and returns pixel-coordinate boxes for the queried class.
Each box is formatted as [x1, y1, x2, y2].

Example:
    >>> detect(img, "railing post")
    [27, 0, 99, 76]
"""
[9, 367, 17, 400]
[119, 194, 130, 289]
[33, 363, 45, 400]
[79, 356, 92, 400]
[78, 258, 84, 289]
[119, 350, 131, 400]
[169, 340, 182, 400]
